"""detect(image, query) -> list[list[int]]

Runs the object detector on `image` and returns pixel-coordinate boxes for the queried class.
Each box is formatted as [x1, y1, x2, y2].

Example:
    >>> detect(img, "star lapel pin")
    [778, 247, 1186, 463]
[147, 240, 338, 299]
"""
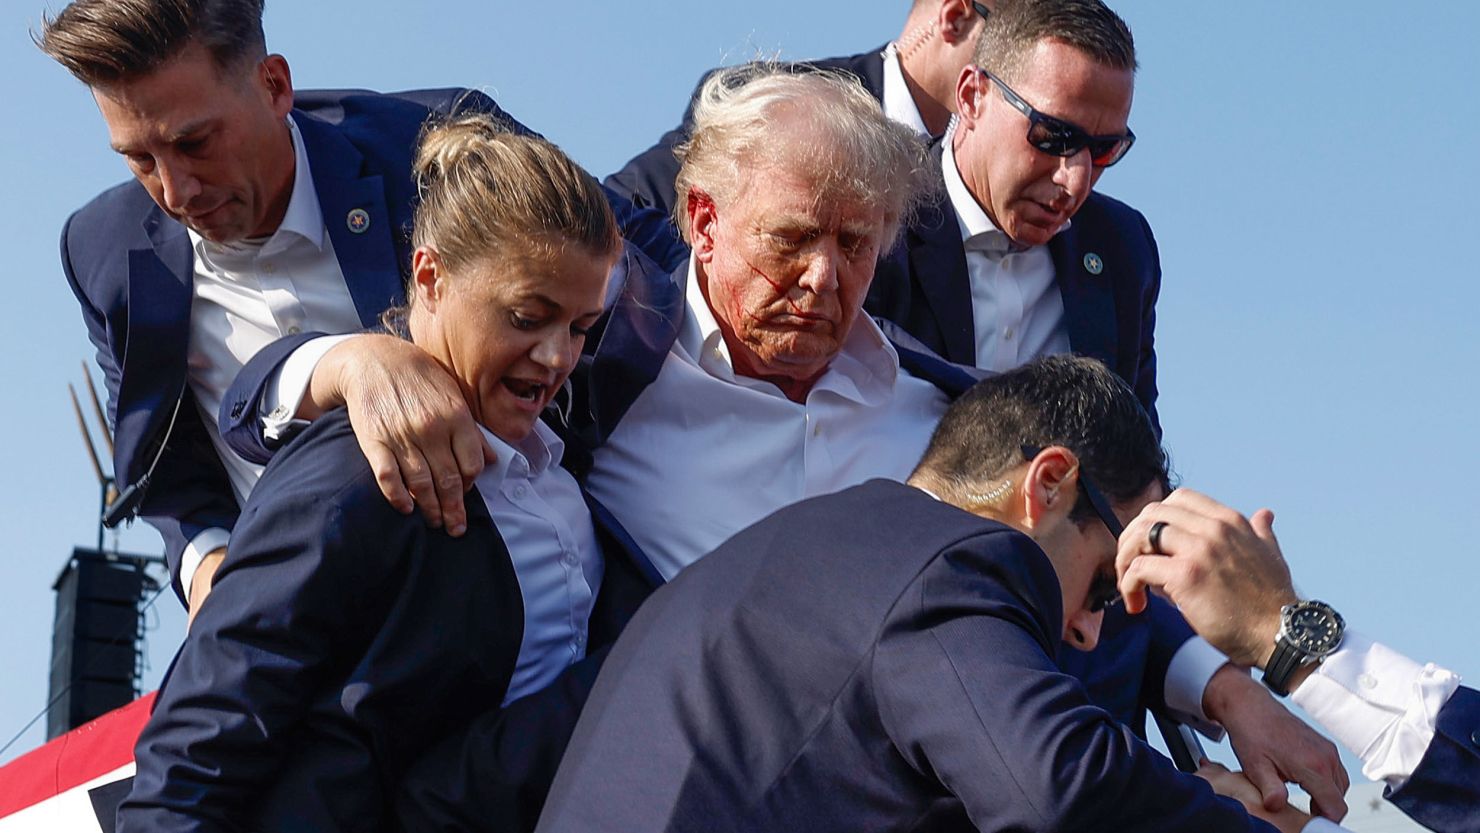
[347, 208, 371, 234]
[1083, 252, 1104, 275]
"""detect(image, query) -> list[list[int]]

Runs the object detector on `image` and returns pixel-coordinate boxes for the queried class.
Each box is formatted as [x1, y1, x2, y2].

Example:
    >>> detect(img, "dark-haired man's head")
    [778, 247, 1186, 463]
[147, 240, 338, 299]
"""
[909, 354, 1167, 651]
[951, 0, 1137, 247]
[38, 0, 296, 243]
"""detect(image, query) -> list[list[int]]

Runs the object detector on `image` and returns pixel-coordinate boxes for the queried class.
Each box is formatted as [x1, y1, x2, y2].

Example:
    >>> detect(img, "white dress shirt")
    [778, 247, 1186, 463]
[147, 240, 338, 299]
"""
[1292, 630, 1463, 788]
[475, 422, 604, 706]
[585, 258, 951, 580]
[941, 134, 1073, 372]
[880, 43, 931, 137]
[180, 117, 363, 592]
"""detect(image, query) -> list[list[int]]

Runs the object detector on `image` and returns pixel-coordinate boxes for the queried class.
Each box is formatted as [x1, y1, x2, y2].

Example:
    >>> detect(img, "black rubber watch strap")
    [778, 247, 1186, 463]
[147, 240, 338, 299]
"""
[1263, 639, 1304, 697]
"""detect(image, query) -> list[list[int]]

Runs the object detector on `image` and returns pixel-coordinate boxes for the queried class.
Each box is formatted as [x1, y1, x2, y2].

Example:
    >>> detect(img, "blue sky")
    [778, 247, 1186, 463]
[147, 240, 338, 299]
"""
[2, 0, 1476, 782]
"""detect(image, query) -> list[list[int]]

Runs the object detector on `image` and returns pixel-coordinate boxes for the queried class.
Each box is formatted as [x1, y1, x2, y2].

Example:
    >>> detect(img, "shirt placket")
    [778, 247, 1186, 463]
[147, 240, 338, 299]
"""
[255, 245, 309, 337]
[524, 474, 591, 661]
[992, 254, 1025, 371]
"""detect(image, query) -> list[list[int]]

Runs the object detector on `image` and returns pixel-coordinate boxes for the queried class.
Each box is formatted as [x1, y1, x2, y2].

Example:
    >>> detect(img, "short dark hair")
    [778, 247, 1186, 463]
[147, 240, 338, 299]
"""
[974, 0, 1136, 83]
[36, 0, 267, 86]
[914, 355, 1167, 521]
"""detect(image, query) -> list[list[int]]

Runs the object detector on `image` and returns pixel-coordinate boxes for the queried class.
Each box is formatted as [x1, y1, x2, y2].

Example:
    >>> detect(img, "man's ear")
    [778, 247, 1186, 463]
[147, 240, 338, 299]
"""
[938, 0, 984, 45]
[954, 63, 989, 129]
[1021, 446, 1080, 530]
[686, 189, 719, 265]
[260, 54, 295, 119]
[410, 246, 444, 312]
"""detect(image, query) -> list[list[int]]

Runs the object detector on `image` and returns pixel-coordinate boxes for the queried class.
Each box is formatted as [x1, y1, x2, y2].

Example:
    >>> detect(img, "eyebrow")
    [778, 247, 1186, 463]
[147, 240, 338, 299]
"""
[521, 293, 604, 321]
[109, 119, 214, 155]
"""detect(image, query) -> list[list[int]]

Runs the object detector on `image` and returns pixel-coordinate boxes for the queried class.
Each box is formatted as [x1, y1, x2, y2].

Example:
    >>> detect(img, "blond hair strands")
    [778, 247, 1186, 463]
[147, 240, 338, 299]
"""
[672, 63, 937, 251]
[410, 113, 620, 275]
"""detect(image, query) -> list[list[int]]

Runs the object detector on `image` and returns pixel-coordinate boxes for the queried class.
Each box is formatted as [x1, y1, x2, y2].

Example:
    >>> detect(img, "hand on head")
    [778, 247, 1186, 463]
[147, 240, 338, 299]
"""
[1114, 488, 1298, 669]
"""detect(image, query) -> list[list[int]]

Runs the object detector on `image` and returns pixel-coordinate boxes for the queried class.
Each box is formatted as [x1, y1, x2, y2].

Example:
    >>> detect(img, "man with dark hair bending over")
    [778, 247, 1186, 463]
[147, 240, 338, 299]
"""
[538, 355, 1347, 833]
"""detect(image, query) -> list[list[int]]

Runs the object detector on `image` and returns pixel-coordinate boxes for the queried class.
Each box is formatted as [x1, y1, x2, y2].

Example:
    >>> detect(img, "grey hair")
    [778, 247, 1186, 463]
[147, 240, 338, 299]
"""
[974, 0, 1136, 84]
[672, 62, 935, 251]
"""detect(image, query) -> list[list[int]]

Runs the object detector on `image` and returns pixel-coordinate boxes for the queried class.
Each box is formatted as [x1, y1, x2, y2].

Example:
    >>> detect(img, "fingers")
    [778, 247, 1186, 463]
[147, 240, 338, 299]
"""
[1302, 774, 1348, 821]
[1117, 553, 1182, 614]
[362, 438, 416, 515]
[1293, 740, 1349, 821]
[1241, 758, 1289, 813]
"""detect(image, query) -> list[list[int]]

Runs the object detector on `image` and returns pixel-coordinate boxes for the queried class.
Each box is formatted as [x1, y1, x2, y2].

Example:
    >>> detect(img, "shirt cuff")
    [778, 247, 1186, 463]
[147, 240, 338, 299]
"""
[180, 527, 231, 603]
[1302, 816, 1353, 833]
[262, 334, 355, 443]
[1290, 630, 1461, 788]
[1163, 636, 1230, 739]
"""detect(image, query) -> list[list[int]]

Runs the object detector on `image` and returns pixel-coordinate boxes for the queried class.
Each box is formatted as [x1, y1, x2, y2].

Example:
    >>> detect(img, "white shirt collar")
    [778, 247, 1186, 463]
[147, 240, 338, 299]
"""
[881, 43, 931, 137]
[941, 127, 1070, 257]
[681, 256, 901, 404]
[191, 117, 325, 259]
[477, 419, 564, 488]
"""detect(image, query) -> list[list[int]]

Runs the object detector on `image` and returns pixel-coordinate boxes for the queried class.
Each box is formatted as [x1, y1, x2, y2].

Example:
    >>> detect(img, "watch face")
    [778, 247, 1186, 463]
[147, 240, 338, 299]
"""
[1284, 603, 1344, 656]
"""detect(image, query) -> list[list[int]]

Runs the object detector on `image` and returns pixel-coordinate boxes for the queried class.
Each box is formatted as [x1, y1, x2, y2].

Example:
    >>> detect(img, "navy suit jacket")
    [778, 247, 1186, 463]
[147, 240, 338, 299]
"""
[1385, 685, 1480, 832]
[603, 47, 886, 216]
[538, 480, 1272, 833]
[119, 409, 653, 833]
[867, 143, 1164, 434]
[60, 87, 685, 602]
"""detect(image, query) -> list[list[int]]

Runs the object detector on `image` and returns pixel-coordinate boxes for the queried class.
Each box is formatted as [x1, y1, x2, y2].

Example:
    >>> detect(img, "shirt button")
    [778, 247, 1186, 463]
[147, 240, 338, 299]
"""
[263, 263, 276, 274]
[564, 549, 579, 566]
[1003, 327, 1016, 340]
[812, 423, 822, 437]
[1358, 674, 1378, 690]
[286, 326, 302, 335]
[513, 485, 528, 500]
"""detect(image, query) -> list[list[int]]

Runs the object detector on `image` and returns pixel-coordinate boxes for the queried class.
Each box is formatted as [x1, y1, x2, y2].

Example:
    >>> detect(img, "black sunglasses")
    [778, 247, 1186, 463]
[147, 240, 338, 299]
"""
[980, 68, 1136, 169]
[970, 1, 991, 20]
[1021, 445, 1123, 613]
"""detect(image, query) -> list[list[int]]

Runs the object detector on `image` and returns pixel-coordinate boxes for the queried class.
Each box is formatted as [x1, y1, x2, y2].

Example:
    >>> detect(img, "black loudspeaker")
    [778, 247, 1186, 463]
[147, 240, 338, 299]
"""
[47, 549, 156, 738]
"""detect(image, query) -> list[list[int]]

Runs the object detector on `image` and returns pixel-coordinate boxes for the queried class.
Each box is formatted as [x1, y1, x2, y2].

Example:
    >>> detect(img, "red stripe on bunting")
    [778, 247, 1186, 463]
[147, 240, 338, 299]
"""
[0, 693, 155, 818]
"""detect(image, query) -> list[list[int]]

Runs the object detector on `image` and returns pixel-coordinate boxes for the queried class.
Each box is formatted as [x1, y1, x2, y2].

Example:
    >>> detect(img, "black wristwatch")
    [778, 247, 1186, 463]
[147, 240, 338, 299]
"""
[1262, 600, 1345, 697]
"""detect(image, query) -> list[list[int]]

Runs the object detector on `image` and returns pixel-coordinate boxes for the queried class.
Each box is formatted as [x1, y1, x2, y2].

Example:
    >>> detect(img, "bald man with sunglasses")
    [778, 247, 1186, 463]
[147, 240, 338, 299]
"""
[867, 0, 1157, 429]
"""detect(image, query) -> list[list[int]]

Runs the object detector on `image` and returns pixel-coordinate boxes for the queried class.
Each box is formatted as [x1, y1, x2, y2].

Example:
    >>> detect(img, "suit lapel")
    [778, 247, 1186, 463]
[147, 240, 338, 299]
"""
[117, 207, 194, 483]
[1049, 220, 1117, 368]
[582, 251, 685, 446]
[907, 193, 977, 365]
[293, 111, 405, 326]
[854, 46, 887, 100]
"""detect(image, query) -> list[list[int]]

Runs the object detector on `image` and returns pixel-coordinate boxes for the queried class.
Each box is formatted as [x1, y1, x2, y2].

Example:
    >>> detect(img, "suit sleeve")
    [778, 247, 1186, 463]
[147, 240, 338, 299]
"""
[217, 330, 325, 464]
[117, 474, 397, 833]
[394, 649, 609, 833]
[59, 214, 239, 602]
[1382, 686, 1480, 832]
[871, 536, 1275, 833]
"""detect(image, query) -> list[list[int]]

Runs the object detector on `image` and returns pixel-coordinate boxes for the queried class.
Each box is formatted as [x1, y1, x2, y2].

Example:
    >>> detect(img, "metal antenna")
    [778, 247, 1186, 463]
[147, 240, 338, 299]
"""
[69, 368, 118, 552]
[81, 361, 115, 456]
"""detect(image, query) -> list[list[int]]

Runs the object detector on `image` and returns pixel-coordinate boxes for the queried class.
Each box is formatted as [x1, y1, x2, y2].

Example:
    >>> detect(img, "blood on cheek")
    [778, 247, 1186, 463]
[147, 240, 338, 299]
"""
[741, 256, 807, 321]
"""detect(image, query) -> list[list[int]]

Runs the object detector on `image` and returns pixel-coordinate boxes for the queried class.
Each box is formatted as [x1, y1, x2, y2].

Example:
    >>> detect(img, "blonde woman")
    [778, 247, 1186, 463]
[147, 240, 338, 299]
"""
[119, 117, 652, 833]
